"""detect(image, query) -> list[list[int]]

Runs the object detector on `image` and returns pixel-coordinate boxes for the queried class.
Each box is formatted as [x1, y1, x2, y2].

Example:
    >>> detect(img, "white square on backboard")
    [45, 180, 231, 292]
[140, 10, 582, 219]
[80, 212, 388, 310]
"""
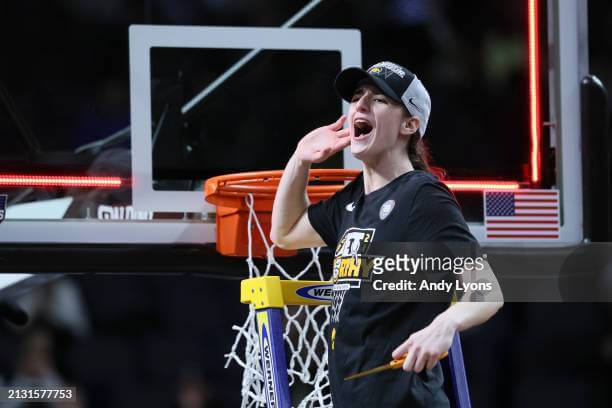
[129, 25, 361, 213]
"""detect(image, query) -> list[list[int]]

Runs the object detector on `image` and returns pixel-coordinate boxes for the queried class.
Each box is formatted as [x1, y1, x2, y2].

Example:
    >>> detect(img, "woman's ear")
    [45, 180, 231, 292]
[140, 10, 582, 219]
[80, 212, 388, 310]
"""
[400, 116, 420, 136]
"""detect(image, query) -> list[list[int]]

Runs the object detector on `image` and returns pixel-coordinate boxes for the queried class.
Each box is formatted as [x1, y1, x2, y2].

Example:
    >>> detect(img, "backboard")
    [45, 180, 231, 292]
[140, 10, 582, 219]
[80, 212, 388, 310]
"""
[0, 0, 586, 248]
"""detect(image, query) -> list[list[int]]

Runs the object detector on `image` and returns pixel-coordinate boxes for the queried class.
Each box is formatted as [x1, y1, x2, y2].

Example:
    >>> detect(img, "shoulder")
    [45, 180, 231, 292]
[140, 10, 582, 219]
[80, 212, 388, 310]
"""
[399, 172, 474, 242]
[327, 172, 364, 204]
[308, 172, 362, 217]
[397, 171, 457, 209]
[343, 172, 364, 194]
[404, 170, 448, 191]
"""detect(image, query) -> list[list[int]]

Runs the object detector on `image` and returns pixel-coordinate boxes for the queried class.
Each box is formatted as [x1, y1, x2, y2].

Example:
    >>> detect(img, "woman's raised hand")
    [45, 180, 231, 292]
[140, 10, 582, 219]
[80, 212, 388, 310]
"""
[295, 115, 351, 164]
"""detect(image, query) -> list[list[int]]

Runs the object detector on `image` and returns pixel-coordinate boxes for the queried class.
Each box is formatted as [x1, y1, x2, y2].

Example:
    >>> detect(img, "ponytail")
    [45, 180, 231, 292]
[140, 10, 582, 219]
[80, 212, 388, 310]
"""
[406, 133, 446, 180]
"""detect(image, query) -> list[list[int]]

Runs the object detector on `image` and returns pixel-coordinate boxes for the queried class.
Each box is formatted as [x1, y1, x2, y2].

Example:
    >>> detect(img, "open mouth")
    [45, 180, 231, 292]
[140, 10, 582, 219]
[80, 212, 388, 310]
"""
[353, 120, 373, 139]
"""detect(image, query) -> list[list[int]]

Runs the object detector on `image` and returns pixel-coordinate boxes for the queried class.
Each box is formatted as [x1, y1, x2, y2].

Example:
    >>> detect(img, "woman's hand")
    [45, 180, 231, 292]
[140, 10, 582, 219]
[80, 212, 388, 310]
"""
[392, 314, 458, 373]
[295, 115, 351, 164]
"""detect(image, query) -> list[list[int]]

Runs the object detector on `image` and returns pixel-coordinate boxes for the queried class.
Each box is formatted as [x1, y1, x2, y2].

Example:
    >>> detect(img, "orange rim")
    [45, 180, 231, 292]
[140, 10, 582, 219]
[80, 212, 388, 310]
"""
[204, 169, 360, 208]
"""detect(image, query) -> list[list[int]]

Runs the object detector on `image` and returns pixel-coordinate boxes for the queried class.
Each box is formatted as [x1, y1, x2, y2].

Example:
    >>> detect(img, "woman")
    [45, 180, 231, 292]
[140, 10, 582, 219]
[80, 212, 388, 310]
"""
[271, 61, 502, 407]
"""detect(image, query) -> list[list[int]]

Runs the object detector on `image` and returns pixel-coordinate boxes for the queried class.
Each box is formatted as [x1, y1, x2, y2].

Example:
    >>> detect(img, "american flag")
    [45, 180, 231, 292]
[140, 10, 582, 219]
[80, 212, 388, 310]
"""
[483, 190, 560, 240]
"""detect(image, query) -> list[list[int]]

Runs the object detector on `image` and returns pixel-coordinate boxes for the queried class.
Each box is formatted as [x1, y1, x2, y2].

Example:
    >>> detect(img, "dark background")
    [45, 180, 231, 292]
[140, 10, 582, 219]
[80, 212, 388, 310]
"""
[0, 0, 611, 407]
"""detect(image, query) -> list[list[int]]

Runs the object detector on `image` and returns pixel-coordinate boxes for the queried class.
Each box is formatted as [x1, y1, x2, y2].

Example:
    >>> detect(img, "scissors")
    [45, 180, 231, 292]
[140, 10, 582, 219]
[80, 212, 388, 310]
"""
[344, 351, 449, 381]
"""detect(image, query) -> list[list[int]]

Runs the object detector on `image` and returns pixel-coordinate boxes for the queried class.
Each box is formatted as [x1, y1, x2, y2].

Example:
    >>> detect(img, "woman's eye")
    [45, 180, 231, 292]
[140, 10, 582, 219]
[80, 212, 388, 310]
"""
[374, 98, 387, 103]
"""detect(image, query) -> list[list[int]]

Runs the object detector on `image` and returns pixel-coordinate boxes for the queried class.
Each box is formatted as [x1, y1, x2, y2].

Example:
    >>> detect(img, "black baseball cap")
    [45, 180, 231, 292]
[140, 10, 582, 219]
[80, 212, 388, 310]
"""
[334, 61, 432, 137]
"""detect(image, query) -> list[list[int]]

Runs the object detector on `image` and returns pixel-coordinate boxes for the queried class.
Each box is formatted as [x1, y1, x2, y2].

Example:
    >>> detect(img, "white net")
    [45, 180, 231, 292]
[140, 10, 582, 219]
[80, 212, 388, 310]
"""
[224, 194, 332, 407]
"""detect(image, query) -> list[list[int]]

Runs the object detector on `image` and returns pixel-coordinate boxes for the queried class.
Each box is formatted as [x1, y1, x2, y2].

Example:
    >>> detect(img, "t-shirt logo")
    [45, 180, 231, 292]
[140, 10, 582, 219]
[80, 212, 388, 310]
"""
[331, 227, 376, 324]
[333, 228, 375, 281]
[379, 199, 395, 220]
[345, 201, 355, 212]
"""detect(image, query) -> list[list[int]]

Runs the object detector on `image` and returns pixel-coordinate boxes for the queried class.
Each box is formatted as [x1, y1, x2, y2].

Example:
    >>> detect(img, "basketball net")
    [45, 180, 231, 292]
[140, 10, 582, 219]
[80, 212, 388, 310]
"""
[224, 194, 332, 407]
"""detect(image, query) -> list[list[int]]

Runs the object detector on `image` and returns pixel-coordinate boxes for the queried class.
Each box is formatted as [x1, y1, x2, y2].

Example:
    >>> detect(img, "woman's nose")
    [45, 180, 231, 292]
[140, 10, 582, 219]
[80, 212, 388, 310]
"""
[355, 96, 369, 112]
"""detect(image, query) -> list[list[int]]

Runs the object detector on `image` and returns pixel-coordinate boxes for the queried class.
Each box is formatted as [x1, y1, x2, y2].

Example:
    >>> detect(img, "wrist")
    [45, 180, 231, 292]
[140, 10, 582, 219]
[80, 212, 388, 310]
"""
[293, 153, 312, 168]
[435, 309, 461, 333]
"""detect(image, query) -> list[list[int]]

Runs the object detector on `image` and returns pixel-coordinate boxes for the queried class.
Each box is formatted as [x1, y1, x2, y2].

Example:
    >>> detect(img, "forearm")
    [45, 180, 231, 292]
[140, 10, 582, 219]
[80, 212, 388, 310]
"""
[436, 301, 503, 332]
[270, 153, 311, 243]
[439, 260, 504, 332]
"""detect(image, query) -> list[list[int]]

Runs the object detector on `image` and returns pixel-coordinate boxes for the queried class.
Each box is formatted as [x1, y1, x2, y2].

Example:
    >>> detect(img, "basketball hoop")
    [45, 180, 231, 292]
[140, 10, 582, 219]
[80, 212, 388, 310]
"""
[205, 168, 358, 407]
[204, 169, 359, 257]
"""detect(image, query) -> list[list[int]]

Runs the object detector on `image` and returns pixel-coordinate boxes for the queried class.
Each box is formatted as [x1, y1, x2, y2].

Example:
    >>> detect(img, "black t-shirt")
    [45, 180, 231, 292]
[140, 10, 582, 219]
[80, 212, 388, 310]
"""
[308, 170, 478, 408]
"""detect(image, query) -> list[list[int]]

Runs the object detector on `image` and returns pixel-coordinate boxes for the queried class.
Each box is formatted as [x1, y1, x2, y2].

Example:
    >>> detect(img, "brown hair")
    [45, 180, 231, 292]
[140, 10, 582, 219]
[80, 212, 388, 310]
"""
[406, 132, 446, 180]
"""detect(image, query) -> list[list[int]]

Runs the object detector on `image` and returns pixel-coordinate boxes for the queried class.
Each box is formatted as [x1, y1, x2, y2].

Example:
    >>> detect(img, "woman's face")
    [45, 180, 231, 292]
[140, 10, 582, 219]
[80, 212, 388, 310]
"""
[348, 83, 411, 163]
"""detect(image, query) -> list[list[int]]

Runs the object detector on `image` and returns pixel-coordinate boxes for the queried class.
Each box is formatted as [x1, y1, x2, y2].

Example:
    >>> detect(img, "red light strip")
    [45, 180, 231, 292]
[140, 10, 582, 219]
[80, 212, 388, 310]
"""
[444, 180, 521, 192]
[528, 0, 541, 184]
[0, 175, 123, 188]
